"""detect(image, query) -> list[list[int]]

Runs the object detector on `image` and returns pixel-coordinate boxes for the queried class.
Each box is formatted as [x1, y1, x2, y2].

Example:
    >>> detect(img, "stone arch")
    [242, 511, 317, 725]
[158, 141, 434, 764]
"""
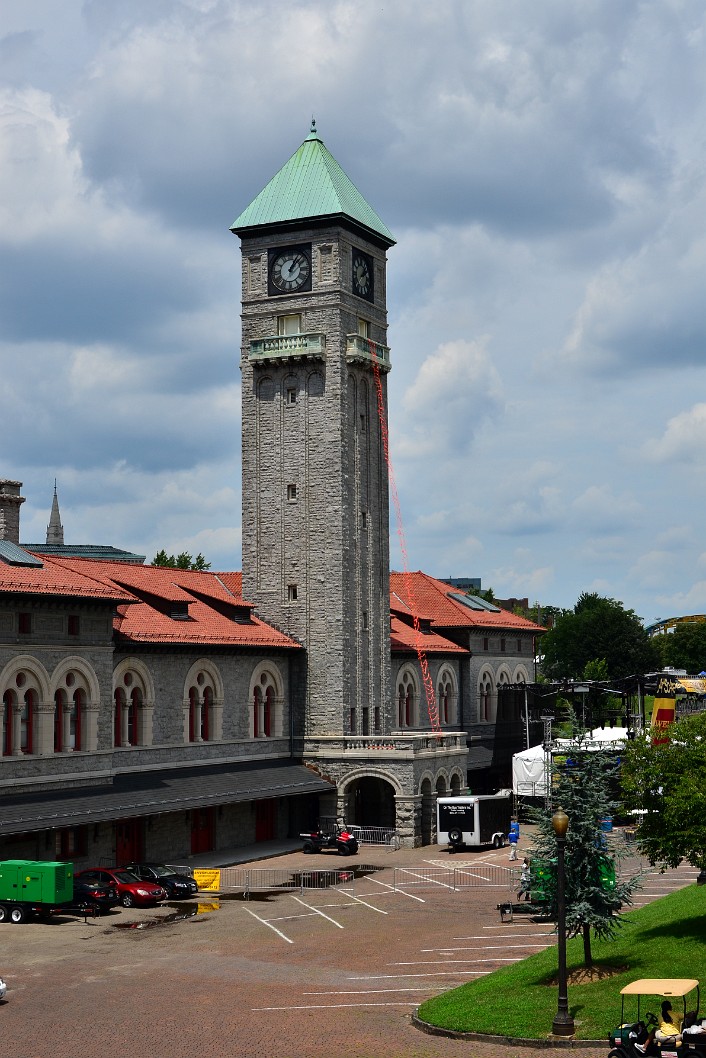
[420, 776, 434, 845]
[113, 657, 156, 748]
[1, 656, 51, 757]
[436, 663, 458, 726]
[51, 656, 101, 753]
[247, 660, 285, 739]
[183, 659, 225, 743]
[395, 662, 419, 729]
[340, 768, 401, 830]
[512, 664, 531, 685]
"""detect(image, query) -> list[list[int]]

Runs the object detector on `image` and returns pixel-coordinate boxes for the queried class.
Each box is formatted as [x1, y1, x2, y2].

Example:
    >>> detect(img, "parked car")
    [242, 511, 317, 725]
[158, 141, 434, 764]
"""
[65, 879, 120, 915]
[75, 868, 167, 908]
[121, 863, 199, 899]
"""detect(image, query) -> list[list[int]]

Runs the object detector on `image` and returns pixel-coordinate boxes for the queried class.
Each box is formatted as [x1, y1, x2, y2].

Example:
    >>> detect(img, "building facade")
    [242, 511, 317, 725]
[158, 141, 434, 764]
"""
[0, 127, 543, 866]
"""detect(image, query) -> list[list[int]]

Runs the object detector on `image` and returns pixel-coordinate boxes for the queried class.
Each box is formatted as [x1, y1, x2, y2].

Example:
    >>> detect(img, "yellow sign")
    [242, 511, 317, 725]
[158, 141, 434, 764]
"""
[193, 868, 221, 891]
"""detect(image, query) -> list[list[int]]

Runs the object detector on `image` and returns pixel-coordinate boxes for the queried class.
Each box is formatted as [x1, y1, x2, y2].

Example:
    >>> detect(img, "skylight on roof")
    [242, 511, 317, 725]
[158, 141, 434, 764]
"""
[0, 540, 43, 567]
[448, 592, 501, 613]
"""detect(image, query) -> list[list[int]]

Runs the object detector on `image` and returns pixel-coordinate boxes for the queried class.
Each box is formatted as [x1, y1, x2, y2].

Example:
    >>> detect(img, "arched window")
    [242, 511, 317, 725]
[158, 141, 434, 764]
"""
[54, 690, 67, 752]
[437, 670, 456, 726]
[188, 686, 198, 742]
[114, 688, 125, 747]
[252, 672, 277, 738]
[479, 673, 493, 722]
[397, 670, 417, 728]
[2, 690, 14, 756]
[70, 688, 83, 751]
[201, 686, 212, 742]
[127, 687, 141, 747]
[21, 689, 35, 754]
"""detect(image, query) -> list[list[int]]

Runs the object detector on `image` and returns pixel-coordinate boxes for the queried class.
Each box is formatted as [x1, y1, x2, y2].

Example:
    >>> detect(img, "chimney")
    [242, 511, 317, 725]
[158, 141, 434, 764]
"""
[0, 480, 25, 544]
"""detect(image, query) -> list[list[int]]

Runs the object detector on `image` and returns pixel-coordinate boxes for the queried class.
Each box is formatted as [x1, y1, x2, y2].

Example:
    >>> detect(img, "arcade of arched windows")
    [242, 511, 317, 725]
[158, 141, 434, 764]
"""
[1, 655, 288, 757]
[113, 660, 154, 749]
[247, 664, 285, 739]
[396, 666, 419, 729]
[1, 657, 99, 757]
[436, 666, 458, 727]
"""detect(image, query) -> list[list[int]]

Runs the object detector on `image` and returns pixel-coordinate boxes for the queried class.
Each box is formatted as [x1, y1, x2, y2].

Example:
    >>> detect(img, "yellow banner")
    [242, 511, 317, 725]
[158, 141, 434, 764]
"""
[651, 676, 677, 745]
[193, 868, 221, 891]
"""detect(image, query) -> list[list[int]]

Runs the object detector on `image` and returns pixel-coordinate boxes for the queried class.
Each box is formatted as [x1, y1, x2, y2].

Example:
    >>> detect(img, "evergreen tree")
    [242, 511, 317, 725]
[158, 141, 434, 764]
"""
[529, 720, 643, 967]
[152, 550, 210, 570]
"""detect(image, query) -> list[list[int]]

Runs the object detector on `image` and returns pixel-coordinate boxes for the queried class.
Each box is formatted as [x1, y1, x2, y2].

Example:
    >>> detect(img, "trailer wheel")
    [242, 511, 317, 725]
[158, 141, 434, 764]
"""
[448, 828, 462, 845]
[10, 905, 27, 924]
[493, 835, 503, 848]
[0, 903, 8, 923]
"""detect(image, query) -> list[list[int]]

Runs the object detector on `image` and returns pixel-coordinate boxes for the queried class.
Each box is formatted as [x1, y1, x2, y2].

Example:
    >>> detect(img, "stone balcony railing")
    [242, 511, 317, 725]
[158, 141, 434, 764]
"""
[345, 334, 391, 372]
[303, 731, 468, 757]
[248, 332, 326, 363]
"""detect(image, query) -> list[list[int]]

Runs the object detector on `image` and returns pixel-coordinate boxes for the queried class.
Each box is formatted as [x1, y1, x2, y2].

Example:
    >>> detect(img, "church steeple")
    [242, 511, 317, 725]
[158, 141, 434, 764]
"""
[46, 481, 64, 546]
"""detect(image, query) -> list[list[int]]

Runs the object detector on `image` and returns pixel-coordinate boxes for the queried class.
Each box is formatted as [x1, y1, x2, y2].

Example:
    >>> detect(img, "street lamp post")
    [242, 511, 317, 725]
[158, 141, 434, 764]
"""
[551, 807, 575, 1037]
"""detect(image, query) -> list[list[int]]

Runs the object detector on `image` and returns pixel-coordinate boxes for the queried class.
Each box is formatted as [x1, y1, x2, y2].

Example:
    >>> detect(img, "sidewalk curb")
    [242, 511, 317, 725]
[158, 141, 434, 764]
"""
[412, 1012, 604, 1048]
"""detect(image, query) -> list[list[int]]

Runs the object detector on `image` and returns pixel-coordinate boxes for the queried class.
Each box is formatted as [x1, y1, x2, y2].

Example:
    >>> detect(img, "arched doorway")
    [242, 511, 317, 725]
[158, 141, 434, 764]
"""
[421, 778, 434, 845]
[344, 776, 397, 829]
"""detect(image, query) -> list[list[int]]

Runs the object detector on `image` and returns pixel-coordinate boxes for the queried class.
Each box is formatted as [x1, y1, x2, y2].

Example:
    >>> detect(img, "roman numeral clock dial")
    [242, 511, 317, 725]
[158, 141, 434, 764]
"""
[352, 249, 374, 302]
[268, 246, 312, 295]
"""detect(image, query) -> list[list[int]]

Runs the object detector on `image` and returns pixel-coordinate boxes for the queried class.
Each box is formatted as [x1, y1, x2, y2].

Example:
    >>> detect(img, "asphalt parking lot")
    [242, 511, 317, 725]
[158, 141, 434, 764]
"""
[0, 842, 698, 1058]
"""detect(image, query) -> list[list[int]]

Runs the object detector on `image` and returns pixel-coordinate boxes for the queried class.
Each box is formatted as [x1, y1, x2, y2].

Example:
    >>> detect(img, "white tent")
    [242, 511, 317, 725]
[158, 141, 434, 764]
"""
[512, 728, 628, 798]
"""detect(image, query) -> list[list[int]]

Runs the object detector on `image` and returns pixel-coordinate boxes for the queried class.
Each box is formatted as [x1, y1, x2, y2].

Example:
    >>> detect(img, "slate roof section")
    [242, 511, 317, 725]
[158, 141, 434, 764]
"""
[0, 761, 334, 835]
[390, 571, 545, 632]
[231, 123, 395, 246]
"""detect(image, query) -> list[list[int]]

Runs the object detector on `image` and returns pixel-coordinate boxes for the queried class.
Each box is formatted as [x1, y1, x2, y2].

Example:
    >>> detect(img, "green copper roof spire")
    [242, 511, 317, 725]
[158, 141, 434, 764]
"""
[231, 124, 395, 246]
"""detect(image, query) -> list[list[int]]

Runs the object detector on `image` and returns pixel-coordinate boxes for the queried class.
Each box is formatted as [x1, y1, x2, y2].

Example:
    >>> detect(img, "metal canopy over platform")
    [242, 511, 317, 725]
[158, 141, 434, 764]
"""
[0, 761, 334, 835]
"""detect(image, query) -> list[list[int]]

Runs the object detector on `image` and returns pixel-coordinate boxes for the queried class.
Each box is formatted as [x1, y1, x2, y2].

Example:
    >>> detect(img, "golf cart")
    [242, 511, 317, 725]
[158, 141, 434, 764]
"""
[609, 979, 703, 1058]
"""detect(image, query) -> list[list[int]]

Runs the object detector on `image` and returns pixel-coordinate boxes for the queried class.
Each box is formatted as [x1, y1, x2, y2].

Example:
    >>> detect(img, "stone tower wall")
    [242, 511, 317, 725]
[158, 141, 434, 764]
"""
[239, 223, 391, 737]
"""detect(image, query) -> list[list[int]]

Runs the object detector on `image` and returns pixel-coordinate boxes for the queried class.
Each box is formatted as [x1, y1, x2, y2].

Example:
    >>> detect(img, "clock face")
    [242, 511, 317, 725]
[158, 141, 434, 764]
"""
[352, 249, 374, 301]
[269, 246, 312, 295]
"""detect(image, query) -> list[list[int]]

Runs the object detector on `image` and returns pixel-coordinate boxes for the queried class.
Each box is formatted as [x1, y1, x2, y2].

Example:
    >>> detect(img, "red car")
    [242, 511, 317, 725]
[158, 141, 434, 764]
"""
[75, 868, 167, 908]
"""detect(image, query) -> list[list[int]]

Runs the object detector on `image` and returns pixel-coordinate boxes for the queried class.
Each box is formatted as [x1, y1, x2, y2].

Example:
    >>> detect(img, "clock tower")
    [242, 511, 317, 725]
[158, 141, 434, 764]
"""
[231, 123, 395, 745]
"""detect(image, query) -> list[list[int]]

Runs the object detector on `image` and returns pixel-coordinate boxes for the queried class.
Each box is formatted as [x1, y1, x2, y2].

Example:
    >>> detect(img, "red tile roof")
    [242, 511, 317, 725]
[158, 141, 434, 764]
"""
[390, 615, 467, 655]
[390, 571, 545, 632]
[8, 555, 300, 649]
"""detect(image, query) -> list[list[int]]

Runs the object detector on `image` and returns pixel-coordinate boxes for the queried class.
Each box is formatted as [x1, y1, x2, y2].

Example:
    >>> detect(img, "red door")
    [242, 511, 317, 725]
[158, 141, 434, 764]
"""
[255, 799, 276, 842]
[116, 820, 144, 864]
[190, 807, 214, 854]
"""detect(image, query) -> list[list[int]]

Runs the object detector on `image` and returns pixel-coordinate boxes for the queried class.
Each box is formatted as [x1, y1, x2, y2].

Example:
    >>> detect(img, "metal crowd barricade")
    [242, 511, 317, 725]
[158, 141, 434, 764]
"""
[347, 825, 401, 850]
[216, 867, 356, 900]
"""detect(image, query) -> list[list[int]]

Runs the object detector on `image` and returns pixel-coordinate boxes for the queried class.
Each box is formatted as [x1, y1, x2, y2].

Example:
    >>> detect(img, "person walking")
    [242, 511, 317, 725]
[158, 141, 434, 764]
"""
[508, 820, 520, 860]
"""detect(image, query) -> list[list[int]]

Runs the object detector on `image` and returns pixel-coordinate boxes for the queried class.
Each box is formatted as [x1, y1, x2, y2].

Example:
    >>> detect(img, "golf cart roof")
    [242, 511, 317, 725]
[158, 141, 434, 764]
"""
[620, 980, 699, 997]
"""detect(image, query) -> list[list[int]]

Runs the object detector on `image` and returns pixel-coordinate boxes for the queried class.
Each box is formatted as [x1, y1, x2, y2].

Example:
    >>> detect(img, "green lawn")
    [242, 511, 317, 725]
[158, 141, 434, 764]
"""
[418, 884, 706, 1039]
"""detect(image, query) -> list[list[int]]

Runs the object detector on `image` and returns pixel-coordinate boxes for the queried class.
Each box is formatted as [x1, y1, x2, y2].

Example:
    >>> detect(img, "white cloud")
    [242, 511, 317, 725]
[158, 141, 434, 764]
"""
[644, 404, 706, 464]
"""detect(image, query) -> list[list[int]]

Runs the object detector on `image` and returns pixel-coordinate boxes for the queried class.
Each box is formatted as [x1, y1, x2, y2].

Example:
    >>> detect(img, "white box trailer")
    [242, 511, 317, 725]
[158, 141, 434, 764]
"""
[437, 792, 512, 853]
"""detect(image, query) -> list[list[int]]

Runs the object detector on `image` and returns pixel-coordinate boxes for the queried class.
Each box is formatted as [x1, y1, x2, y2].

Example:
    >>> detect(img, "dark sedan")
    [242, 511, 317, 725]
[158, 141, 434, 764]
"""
[121, 863, 199, 899]
[64, 880, 120, 915]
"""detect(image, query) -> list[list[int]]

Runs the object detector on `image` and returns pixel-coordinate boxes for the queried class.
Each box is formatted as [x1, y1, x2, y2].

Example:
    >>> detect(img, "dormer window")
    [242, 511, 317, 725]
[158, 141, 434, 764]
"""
[170, 602, 191, 621]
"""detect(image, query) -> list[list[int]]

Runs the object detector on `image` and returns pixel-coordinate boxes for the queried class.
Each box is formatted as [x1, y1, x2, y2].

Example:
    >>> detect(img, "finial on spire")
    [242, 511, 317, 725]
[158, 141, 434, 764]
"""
[311, 116, 316, 134]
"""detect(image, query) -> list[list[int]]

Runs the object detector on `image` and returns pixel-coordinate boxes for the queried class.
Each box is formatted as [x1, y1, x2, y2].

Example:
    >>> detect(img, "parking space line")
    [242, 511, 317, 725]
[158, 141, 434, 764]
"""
[422, 944, 548, 952]
[304, 987, 432, 995]
[343, 893, 388, 914]
[244, 906, 293, 944]
[367, 877, 426, 902]
[392, 958, 524, 965]
[290, 894, 344, 928]
[252, 1001, 419, 1010]
[349, 970, 490, 979]
[395, 868, 454, 889]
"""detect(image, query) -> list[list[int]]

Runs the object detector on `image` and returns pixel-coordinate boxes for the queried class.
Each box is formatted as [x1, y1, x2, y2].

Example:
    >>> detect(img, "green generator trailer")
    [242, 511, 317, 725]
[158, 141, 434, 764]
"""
[0, 860, 74, 923]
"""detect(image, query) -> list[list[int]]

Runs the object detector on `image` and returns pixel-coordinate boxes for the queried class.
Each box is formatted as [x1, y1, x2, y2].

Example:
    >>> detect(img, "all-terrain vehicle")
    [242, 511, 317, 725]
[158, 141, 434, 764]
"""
[608, 979, 704, 1058]
[300, 826, 359, 856]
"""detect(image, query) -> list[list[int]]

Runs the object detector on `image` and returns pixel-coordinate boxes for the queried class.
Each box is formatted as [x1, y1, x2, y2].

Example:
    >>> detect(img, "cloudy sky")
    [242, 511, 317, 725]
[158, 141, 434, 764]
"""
[2, 0, 705, 625]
